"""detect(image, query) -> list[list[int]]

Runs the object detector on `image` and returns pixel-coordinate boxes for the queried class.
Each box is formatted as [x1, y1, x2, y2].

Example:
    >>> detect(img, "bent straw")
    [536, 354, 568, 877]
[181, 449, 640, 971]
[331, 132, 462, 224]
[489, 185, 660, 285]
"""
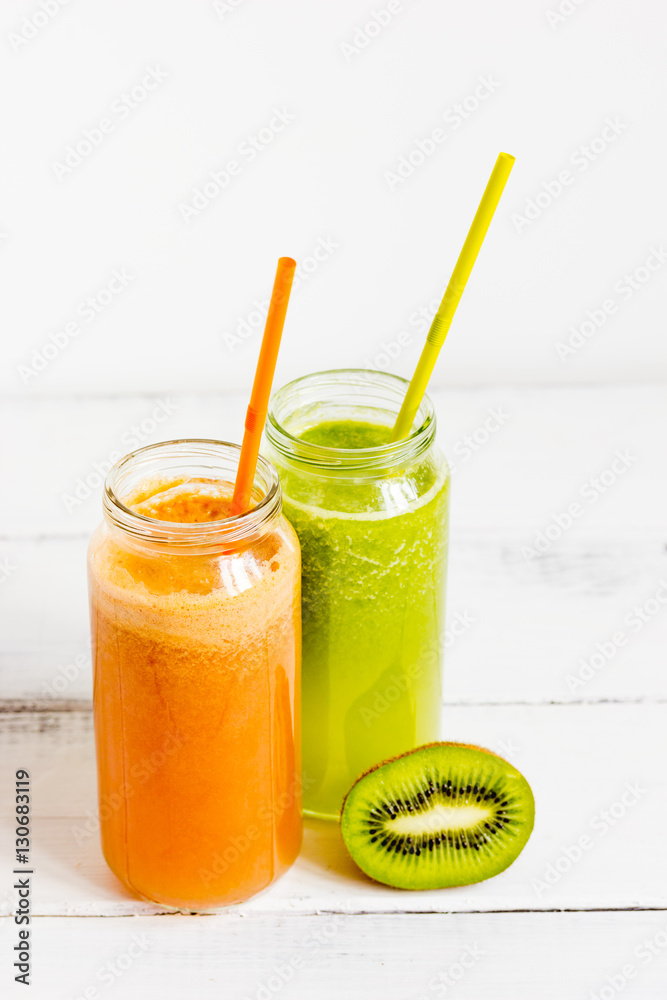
[390, 152, 515, 442]
[232, 256, 296, 513]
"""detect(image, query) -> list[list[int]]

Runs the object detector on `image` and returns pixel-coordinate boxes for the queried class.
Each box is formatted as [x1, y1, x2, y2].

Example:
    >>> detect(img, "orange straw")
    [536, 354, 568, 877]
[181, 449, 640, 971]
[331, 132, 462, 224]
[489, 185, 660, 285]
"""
[232, 256, 297, 513]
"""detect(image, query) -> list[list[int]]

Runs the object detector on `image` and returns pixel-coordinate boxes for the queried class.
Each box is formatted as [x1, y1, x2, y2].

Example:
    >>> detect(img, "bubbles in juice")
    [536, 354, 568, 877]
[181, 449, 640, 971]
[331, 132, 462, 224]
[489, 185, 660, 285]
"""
[89, 476, 302, 909]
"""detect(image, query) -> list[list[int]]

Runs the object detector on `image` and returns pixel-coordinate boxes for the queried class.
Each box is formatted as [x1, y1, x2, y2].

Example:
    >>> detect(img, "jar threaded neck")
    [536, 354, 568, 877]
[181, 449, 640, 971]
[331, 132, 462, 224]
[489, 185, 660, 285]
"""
[266, 369, 436, 473]
[103, 439, 281, 547]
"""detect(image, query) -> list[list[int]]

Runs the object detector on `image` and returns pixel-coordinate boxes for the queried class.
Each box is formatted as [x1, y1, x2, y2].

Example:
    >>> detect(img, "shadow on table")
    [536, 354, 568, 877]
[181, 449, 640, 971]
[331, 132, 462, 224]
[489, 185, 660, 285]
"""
[298, 817, 377, 888]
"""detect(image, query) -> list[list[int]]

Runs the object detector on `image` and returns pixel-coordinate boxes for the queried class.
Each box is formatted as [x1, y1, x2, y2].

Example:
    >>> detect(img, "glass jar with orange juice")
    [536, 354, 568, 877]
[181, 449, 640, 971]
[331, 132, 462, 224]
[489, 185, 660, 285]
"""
[88, 440, 302, 910]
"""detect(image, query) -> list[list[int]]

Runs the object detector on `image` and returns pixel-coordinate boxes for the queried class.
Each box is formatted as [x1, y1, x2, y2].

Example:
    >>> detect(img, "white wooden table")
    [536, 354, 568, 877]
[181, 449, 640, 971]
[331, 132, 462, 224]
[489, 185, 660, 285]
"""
[2, 386, 666, 999]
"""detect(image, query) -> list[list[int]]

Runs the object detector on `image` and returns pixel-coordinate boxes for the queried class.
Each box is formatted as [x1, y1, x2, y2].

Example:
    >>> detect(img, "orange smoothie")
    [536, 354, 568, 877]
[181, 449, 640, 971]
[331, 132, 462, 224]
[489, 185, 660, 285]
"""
[89, 451, 301, 910]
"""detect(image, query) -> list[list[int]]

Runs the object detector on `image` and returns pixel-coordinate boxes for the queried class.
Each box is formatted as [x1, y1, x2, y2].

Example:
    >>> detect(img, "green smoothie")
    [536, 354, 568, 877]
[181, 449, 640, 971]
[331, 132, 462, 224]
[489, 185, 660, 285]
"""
[273, 416, 450, 819]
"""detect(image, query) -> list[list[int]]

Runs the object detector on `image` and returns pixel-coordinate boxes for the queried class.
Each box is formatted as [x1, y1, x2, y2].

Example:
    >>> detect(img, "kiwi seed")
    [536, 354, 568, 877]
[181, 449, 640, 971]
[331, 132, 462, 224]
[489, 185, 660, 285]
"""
[340, 742, 535, 890]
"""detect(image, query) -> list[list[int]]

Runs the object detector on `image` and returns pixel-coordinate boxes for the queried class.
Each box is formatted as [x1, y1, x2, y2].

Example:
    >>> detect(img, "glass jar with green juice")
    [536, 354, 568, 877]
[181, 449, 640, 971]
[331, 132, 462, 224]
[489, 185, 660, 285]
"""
[265, 370, 450, 819]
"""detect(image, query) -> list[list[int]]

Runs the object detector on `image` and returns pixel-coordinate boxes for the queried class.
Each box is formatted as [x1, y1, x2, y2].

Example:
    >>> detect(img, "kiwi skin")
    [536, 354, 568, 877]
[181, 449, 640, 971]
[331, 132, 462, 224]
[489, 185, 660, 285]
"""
[342, 741, 506, 800]
[340, 741, 535, 891]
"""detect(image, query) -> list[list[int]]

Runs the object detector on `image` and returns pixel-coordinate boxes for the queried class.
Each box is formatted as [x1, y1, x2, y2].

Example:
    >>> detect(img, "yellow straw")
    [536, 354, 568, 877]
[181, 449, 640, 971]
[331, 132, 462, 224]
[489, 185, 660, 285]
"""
[390, 152, 515, 441]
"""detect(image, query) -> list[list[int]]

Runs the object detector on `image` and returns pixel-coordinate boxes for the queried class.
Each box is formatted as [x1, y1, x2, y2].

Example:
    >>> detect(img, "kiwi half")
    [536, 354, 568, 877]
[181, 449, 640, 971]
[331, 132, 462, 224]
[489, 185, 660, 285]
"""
[340, 742, 535, 890]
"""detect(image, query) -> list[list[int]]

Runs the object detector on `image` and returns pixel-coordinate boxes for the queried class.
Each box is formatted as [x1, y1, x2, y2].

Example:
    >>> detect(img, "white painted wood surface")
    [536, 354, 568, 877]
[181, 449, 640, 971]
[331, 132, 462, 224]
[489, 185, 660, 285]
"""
[2, 388, 666, 703]
[3, 912, 667, 1000]
[0, 704, 665, 916]
[1, 386, 666, 997]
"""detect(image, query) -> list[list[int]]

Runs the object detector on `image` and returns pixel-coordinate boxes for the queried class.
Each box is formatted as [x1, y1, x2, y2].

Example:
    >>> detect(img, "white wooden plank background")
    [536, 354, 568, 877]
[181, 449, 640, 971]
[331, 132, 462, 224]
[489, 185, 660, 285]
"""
[2, 0, 667, 992]
[3, 912, 667, 1000]
[1, 386, 666, 998]
[1, 388, 666, 703]
[0, 703, 665, 916]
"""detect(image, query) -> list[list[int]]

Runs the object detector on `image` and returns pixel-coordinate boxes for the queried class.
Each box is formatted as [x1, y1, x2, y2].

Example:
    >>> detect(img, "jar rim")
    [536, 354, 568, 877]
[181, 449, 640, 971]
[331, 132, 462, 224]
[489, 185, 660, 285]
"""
[266, 369, 436, 471]
[103, 439, 281, 546]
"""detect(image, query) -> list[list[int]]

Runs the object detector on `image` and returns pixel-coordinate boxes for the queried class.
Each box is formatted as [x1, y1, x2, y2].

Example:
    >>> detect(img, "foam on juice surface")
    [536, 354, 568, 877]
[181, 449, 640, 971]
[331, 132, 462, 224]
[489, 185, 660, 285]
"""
[90, 475, 300, 646]
[270, 416, 448, 819]
[89, 472, 302, 908]
[299, 420, 391, 449]
[126, 476, 242, 523]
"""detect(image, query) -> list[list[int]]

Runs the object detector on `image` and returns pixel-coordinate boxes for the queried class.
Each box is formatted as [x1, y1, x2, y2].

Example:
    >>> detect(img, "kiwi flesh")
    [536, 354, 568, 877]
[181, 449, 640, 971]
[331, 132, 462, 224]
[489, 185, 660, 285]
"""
[340, 742, 535, 890]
